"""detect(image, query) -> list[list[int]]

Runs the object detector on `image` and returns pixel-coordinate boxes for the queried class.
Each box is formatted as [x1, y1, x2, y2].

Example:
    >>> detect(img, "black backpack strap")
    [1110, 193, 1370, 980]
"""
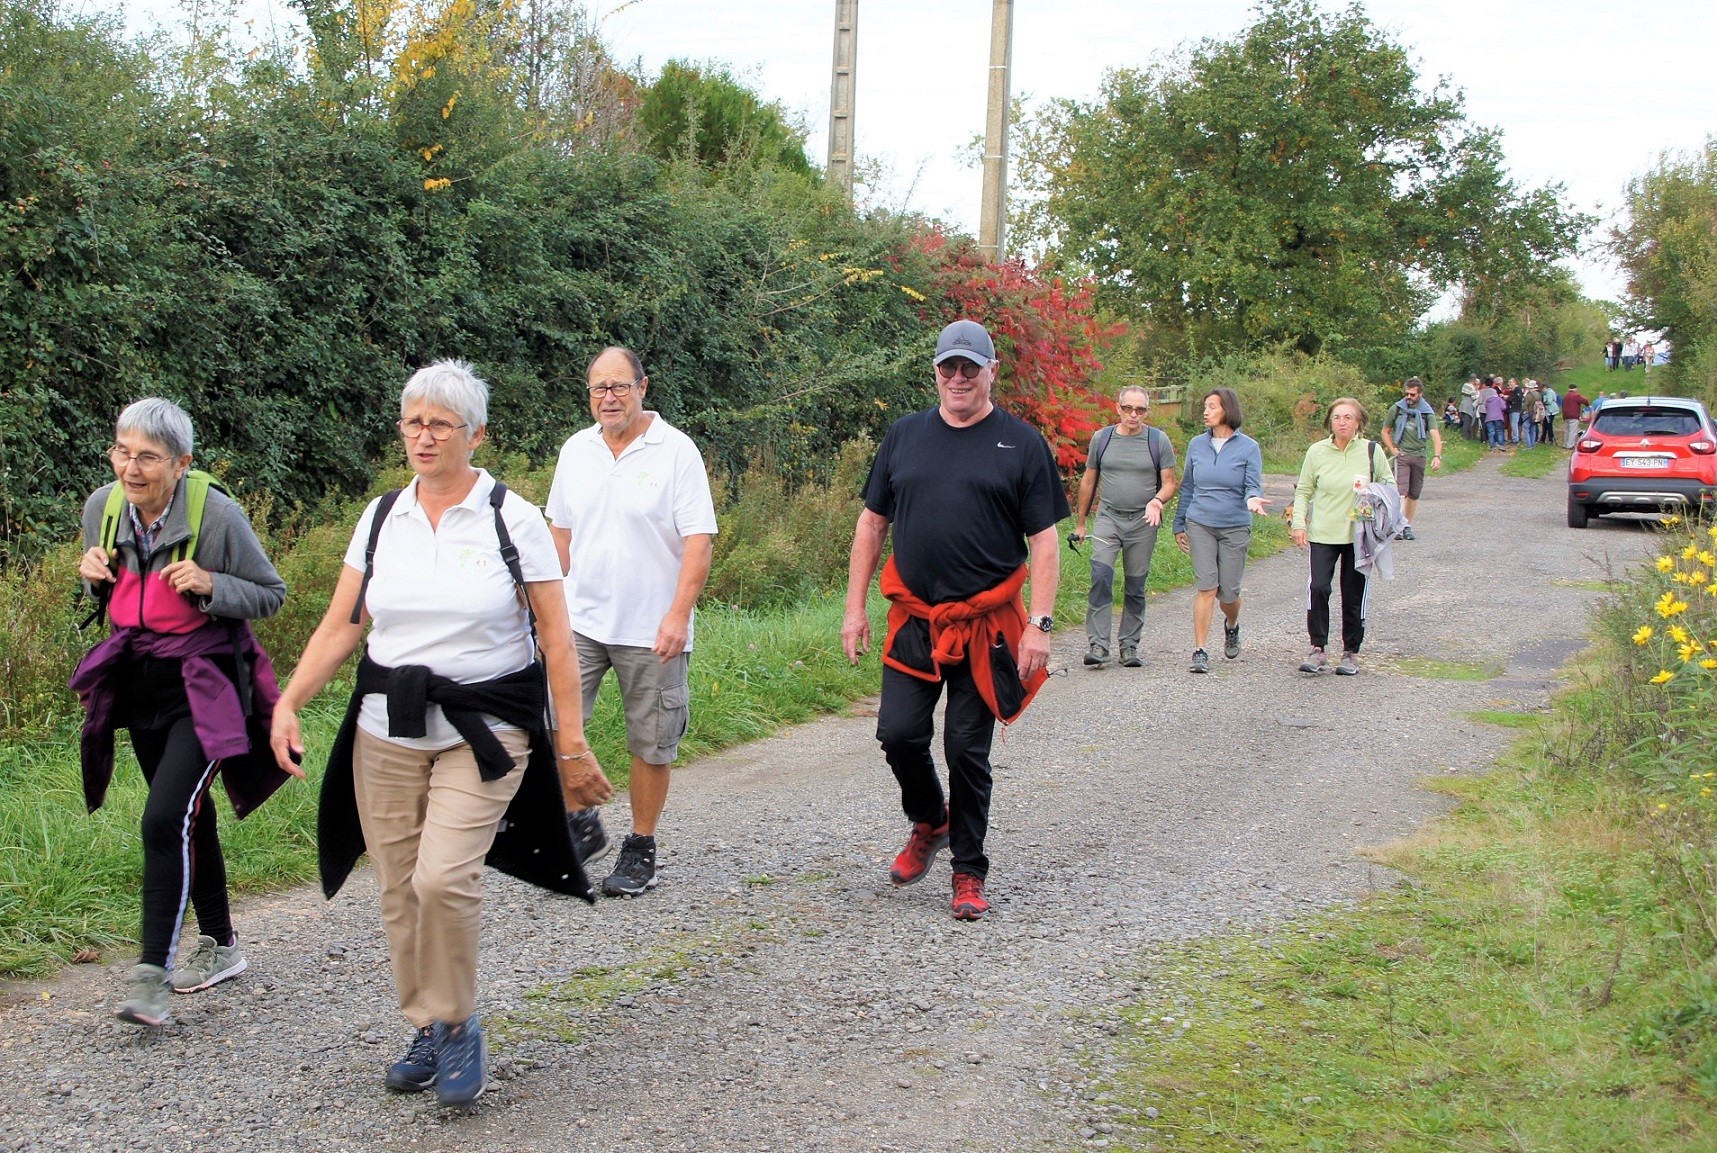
[1090, 425, 1116, 477]
[351, 489, 403, 625]
[488, 482, 535, 633]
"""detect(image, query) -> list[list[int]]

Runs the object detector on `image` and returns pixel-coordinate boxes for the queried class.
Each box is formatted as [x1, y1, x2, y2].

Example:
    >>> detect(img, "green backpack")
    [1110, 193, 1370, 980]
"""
[82, 469, 228, 630]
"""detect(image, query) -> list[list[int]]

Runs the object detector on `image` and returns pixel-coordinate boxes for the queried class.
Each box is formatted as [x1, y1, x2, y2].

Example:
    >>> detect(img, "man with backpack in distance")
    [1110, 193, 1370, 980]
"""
[1071, 386, 1178, 668]
[547, 346, 718, 898]
[1380, 377, 1443, 541]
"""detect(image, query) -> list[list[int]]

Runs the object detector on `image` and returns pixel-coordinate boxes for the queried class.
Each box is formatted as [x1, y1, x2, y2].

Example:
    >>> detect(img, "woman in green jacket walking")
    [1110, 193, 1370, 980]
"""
[1290, 397, 1395, 676]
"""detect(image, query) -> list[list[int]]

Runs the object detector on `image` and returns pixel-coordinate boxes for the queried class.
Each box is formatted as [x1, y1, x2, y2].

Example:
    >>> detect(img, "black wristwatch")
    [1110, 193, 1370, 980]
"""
[1032, 614, 1054, 632]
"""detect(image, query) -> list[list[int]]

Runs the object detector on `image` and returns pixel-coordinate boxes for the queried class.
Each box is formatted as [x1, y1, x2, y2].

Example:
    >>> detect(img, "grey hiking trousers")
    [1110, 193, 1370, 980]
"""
[1085, 506, 1157, 654]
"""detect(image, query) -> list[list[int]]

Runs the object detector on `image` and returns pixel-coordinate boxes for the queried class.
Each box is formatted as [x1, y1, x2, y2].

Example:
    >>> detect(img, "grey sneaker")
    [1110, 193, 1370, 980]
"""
[1298, 648, 1328, 675]
[1223, 622, 1241, 660]
[386, 1026, 438, 1093]
[602, 833, 658, 897]
[1336, 651, 1360, 676]
[1083, 644, 1108, 667]
[116, 963, 171, 1027]
[171, 935, 247, 993]
[1190, 648, 1210, 674]
[1399, 525, 1417, 540]
[566, 808, 611, 867]
[1120, 648, 1142, 668]
[433, 1014, 486, 1107]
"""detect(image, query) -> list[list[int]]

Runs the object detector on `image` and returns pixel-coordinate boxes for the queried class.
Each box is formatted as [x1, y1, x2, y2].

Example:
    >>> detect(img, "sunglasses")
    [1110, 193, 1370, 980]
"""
[1118, 404, 1147, 415]
[936, 359, 985, 380]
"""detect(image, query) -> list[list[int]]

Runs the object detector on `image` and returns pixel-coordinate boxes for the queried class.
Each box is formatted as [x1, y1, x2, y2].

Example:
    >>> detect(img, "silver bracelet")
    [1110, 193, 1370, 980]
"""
[557, 751, 590, 762]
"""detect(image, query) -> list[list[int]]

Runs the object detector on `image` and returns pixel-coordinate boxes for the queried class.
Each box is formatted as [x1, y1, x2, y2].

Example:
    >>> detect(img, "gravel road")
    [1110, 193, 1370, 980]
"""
[3, 454, 1656, 1153]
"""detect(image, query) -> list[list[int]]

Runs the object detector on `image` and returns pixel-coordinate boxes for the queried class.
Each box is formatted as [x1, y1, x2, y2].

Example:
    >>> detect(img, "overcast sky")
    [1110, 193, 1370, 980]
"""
[113, 0, 1717, 303]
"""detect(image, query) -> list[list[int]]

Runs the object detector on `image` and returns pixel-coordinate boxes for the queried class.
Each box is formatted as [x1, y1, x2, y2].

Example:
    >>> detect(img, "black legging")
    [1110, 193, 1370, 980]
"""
[132, 718, 234, 969]
[1307, 541, 1369, 654]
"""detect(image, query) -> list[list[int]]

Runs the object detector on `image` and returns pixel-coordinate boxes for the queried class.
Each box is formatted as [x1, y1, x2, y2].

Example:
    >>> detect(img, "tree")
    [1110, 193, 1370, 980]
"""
[638, 60, 812, 176]
[1613, 139, 1717, 407]
[1016, 0, 1588, 360]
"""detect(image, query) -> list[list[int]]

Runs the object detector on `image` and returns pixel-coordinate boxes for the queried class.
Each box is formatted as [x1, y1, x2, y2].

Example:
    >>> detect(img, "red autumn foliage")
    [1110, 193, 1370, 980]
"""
[912, 230, 1122, 474]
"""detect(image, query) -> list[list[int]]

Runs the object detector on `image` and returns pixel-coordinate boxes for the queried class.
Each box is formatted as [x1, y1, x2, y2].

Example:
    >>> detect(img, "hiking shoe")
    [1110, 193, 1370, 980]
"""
[433, 1014, 486, 1107]
[890, 815, 950, 886]
[1399, 525, 1417, 540]
[1083, 644, 1108, 667]
[566, 807, 610, 867]
[171, 934, 248, 993]
[1298, 647, 1328, 675]
[1190, 648, 1210, 674]
[951, 873, 990, 921]
[116, 963, 171, 1027]
[602, 834, 658, 897]
[386, 1026, 438, 1093]
[1223, 622, 1241, 660]
[1336, 651, 1360, 676]
[1119, 648, 1142, 668]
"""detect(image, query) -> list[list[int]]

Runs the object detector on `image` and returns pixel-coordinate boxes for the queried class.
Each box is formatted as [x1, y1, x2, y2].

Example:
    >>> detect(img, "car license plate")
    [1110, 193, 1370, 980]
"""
[1619, 454, 1673, 469]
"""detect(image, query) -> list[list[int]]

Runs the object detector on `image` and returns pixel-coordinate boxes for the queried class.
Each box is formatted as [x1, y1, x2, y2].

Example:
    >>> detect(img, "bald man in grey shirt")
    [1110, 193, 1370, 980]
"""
[1071, 386, 1178, 668]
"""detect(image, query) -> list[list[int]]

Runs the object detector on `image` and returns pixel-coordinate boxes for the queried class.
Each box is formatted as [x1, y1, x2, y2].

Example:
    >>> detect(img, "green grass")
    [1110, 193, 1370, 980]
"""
[1466, 709, 1538, 727]
[1102, 702, 1717, 1150]
[1501, 442, 1568, 478]
[1376, 656, 1502, 681]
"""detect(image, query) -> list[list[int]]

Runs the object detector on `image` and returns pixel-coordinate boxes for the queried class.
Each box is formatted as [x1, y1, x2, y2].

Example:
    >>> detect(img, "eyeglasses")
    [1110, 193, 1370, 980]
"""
[397, 417, 467, 441]
[108, 445, 172, 471]
[936, 360, 985, 380]
[588, 378, 641, 398]
[1118, 404, 1147, 415]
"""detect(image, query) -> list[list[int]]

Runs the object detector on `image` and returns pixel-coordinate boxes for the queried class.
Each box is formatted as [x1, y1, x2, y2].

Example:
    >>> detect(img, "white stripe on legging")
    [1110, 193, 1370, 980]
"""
[166, 759, 221, 974]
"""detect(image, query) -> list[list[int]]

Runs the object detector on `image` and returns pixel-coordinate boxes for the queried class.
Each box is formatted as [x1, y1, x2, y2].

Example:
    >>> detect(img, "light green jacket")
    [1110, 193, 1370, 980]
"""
[1291, 437, 1395, 545]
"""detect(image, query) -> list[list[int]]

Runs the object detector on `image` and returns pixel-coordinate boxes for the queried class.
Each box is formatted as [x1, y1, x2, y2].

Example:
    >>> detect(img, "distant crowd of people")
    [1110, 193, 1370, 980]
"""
[1603, 336, 1671, 373]
[1454, 375, 1563, 450]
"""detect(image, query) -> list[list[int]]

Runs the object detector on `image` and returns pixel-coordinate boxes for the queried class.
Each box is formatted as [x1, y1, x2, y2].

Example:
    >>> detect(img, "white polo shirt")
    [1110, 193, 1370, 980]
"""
[342, 469, 562, 749]
[545, 413, 718, 649]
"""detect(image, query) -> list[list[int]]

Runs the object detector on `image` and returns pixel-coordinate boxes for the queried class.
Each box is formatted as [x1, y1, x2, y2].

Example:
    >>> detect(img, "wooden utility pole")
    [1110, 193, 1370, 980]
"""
[827, 0, 859, 201]
[977, 0, 1013, 261]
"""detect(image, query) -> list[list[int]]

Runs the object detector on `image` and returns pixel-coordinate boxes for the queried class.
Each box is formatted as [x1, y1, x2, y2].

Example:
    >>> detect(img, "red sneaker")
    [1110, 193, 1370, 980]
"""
[889, 816, 950, 886]
[951, 872, 989, 921]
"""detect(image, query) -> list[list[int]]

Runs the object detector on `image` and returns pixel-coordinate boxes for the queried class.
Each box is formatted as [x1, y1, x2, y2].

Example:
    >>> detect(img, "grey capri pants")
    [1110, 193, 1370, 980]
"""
[1186, 520, 1251, 603]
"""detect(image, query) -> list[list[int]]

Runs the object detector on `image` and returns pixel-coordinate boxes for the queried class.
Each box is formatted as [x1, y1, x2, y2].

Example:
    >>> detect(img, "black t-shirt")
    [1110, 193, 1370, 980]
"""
[863, 406, 1071, 604]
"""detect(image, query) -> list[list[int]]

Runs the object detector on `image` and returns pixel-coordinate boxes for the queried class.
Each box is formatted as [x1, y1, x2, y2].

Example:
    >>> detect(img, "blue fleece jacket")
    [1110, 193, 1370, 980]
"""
[1173, 431, 1265, 533]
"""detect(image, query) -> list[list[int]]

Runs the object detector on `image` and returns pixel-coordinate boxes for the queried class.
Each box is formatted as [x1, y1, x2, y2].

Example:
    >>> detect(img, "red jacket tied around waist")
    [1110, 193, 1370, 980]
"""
[878, 556, 1048, 724]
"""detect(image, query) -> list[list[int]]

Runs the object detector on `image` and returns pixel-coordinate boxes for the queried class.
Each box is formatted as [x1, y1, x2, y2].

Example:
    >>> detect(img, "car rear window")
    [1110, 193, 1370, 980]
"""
[1592, 408, 1704, 437]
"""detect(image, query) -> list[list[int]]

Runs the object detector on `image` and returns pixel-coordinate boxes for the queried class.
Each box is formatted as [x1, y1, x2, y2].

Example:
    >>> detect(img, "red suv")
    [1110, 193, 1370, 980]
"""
[1567, 396, 1717, 527]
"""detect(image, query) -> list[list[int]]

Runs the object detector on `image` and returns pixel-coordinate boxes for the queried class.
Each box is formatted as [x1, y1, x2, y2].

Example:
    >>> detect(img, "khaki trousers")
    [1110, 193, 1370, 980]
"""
[352, 726, 528, 1027]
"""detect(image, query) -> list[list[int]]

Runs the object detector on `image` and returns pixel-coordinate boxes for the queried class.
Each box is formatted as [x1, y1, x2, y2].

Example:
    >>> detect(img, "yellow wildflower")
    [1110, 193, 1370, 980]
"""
[1684, 545, 1699, 561]
[1656, 592, 1689, 618]
[1709, 525, 1717, 541]
[1670, 625, 1691, 644]
[1633, 625, 1654, 645]
[1667, 515, 1685, 527]
[423, 177, 452, 191]
[1703, 659, 1717, 671]
[1679, 643, 1699, 663]
[1657, 556, 1676, 572]
[1693, 571, 1710, 585]
[1704, 788, 1713, 798]
[1701, 551, 1716, 567]
[1651, 670, 1675, 684]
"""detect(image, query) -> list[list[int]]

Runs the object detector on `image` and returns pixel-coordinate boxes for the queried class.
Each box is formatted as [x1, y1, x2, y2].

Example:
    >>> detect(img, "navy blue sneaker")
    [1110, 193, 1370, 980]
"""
[385, 1026, 437, 1092]
[434, 1014, 486, 1107]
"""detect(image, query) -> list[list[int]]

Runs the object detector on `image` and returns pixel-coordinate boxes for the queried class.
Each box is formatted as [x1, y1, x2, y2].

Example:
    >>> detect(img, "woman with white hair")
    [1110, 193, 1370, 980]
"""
[270, 360, 611, 1107]
[71, 398, 293, 1028]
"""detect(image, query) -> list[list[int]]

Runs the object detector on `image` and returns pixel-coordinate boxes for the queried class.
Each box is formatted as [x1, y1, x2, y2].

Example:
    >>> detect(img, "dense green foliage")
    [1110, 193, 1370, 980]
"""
[1016, 0, 1589, 365]
[637, 60, 813, 175]
[1614, 138, 1717, 410]
[0, 1, 975, 562]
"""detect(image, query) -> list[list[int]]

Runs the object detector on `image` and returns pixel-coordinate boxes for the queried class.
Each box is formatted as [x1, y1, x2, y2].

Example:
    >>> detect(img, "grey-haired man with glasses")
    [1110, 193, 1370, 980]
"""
[546, 347, 717, 898]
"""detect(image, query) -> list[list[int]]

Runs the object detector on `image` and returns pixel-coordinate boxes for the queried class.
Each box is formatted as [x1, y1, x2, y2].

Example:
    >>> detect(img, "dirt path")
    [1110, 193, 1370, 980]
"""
[3, 454, 1654, 1153]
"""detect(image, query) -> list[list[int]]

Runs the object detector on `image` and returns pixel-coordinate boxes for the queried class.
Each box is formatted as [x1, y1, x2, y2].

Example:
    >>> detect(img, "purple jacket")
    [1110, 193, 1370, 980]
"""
[69, 623, 290, 817]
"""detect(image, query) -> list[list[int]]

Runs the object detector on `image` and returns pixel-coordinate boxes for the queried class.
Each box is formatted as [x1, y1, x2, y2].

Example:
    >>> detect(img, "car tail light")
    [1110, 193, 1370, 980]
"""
[1691, 439, 1716, 455]
[1577, 438, 1602, 453]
